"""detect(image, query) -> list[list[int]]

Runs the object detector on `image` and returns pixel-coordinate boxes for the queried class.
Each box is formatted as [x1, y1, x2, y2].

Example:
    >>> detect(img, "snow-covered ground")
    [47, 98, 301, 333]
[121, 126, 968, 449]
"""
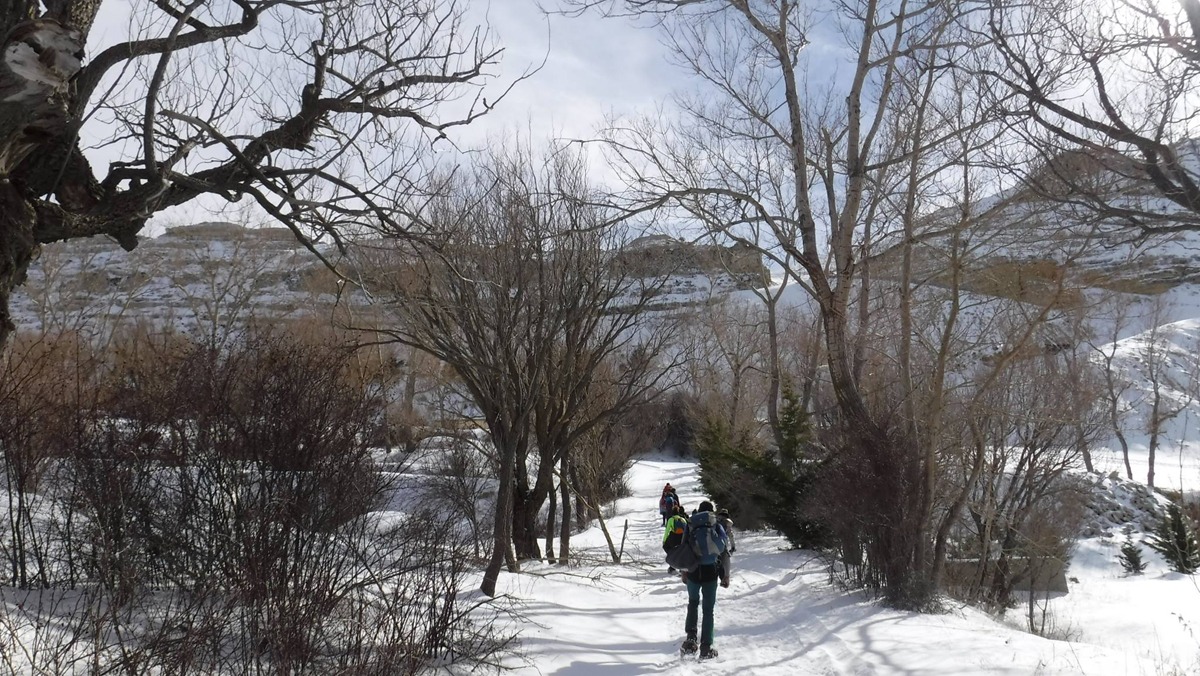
[482, 456, 1200, 675]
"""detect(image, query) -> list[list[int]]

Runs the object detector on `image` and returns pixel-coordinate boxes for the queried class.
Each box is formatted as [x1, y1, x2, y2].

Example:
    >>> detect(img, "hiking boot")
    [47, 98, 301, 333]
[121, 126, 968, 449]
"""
[699, 646, 718, 660]
[680, 637, 698, 655]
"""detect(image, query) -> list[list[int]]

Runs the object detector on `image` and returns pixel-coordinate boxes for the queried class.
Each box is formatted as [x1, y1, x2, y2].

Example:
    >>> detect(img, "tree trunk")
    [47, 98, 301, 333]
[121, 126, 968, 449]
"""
[481, 431, 517, 597]
[0, 185, 36, 350]
[558, 453, 571, 565]
[1147, 426, 1158, 489]
[544, 479, 557, 564]
[1109, 392, 1134, 479]
[595, 502, 620, 563]
[0, 19, 84, 351]
[1075, 423, 1094, 474]
[510, 487, 540, 561]
[765, 295, 784, 450]
[1148, 385, 1161, 489]
[512, 449, 557, 561]
[819, 300, 875, 431]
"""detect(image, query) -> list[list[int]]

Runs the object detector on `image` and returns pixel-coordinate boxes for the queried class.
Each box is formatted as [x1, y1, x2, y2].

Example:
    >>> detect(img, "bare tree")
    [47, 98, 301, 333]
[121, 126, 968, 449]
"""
[1138, 299, 1192, 489]
[169, 230, 278, 349]
[16, 242, 152, 345]
[1087, 292, 1141, 479]
[530, 292, 676, 565]
[358, 144, 664, 594]
[0, 0, 511, 351]
[570, 0, 1018, 606]
[983, 0, 1200, 234]
[0, 330, 100, 588]
[955, 348, 1100, 611]
[678, 296, 771, 435]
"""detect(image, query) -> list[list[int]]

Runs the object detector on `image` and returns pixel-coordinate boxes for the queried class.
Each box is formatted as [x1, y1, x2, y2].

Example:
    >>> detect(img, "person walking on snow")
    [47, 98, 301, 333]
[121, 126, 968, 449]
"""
[658, 484, 676, 525]
[680, 500, 730, 660]
[716, 507, 736, 555]
[662, 504, 689, 573]
[704, 507, 735, 588]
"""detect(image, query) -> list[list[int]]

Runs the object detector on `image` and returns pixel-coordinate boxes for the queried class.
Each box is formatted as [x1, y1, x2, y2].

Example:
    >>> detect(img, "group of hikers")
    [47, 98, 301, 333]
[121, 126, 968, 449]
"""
[657, 482, 735, 661]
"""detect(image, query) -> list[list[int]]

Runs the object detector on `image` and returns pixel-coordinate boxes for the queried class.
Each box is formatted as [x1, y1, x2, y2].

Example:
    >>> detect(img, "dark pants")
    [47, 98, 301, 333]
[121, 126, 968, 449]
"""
[685, 578, 718, 648]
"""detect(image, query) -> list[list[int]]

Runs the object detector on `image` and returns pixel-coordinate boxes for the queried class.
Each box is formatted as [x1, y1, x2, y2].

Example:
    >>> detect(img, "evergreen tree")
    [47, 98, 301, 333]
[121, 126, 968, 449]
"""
[1147, 503, 1200, 574]
[1117, 536, 1148, 575]
[694, 389, 829, 548]
[694, 417, 765, 526]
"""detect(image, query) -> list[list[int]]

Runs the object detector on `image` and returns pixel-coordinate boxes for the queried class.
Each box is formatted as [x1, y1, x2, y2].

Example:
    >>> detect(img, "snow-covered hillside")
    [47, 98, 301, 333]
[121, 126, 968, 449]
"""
[7, 225, 755, 336]
[1088, 293, 1200, 494]
[482, 456, 1200, 674]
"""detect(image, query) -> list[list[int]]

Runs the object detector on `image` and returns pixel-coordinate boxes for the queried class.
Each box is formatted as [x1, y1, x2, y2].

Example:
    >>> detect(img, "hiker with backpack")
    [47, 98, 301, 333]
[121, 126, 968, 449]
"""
[671, 500, 730, 660]
[716, 508, 736, 555]
[706, 507, 735, 588]
[658, 484, 677, 525]
[662, 504, 689, 573]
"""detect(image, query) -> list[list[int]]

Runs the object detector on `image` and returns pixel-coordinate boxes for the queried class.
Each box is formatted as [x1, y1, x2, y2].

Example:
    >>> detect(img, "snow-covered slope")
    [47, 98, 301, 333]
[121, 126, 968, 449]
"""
[482, 456, 1199, 675]
[1091, 314, 1200, 493]
[8, 225, 754, 336]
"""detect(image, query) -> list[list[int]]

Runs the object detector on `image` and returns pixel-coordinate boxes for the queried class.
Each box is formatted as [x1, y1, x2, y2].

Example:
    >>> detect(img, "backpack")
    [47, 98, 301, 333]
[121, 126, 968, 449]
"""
[665, 494, 676, 513]
[687, 511, 728, 565]
[665, 528, 700, 572]
[663, 515, 687, 552]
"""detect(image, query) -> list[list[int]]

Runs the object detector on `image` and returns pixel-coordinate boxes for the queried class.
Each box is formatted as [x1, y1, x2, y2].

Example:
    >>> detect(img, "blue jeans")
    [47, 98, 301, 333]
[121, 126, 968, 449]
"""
[685, 578, 718, 648]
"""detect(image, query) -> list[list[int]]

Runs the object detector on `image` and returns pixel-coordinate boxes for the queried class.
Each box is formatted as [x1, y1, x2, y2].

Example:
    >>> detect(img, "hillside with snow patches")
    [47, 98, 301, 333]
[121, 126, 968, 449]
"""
[7, 225, 756, 336]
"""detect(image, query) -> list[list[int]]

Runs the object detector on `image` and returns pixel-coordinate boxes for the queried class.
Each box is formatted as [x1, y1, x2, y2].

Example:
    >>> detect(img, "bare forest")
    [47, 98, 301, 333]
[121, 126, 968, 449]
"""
[2, 0, 1200, 671]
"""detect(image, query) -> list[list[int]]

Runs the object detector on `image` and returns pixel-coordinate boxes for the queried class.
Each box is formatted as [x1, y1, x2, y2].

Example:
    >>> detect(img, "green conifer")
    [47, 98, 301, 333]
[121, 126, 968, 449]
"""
[1147, 503, 1200, 574]
[1117, 536, 1147, 575]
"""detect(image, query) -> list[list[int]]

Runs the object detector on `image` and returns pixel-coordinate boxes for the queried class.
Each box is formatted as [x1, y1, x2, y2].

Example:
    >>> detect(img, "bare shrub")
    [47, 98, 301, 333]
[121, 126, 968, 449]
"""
[0, 326, 513, 672]
[419, 435, 495, 561]
[0, 331, 102, 588]
[944, 353, 1099, 611]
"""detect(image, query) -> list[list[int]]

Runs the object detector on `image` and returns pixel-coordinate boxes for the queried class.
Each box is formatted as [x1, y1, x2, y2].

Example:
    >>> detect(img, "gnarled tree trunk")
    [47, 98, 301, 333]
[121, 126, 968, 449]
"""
[0, 17, 82, 350]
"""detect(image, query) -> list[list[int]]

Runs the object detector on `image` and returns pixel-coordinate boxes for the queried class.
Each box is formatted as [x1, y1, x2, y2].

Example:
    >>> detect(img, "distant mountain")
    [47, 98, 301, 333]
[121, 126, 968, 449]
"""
[9, 222, 341, 338]
[8, 224, 762, 338]
[871, 143, 1200, 305]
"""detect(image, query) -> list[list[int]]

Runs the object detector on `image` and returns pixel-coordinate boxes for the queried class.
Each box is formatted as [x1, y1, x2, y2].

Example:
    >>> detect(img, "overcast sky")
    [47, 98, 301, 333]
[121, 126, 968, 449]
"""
[117, 0, 683, 234]
[472, 2, 674, 142]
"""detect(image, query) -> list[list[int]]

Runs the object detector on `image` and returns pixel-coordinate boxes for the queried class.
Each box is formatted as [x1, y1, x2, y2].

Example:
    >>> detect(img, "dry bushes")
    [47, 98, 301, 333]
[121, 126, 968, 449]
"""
[0, 327, 510, 673]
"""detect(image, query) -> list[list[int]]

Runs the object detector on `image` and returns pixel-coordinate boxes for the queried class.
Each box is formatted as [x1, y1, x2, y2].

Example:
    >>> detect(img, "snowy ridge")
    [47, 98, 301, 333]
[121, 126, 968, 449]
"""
[873, 144, 1200, 294]
[9, 227, 752, 337]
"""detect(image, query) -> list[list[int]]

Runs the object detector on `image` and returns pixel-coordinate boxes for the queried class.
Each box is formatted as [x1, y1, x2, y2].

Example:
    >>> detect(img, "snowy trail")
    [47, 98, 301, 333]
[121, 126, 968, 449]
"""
[489, 457, 1185, 675]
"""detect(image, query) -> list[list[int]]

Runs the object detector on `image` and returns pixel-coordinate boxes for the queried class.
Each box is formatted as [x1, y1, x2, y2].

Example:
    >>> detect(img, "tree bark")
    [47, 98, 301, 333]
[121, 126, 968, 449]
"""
[558, 453, 571, 565]
[511, 488, 539, 561]
[544, 478, 557, 564]
[0, 18, 83, 350]
[0, 184, 35, 349]
[481, 424, 517, 597]
[765, 293, 784, 450]
[512, 452, 556, 561]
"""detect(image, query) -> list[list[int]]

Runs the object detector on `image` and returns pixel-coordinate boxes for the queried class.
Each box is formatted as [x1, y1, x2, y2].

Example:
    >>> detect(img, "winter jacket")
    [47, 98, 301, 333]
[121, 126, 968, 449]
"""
[716, 515, 736, 554]
[663, 513, 688, 550]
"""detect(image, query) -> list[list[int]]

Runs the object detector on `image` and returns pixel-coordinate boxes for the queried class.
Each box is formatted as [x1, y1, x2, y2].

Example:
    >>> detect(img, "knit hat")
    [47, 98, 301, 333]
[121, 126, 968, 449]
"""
[698, 500, 714, 513]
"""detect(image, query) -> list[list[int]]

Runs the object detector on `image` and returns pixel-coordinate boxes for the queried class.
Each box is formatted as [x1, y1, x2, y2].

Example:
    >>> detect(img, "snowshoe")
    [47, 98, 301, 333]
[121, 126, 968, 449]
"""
[699, 647, 718, 661]
[680, 638, 698, 655]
